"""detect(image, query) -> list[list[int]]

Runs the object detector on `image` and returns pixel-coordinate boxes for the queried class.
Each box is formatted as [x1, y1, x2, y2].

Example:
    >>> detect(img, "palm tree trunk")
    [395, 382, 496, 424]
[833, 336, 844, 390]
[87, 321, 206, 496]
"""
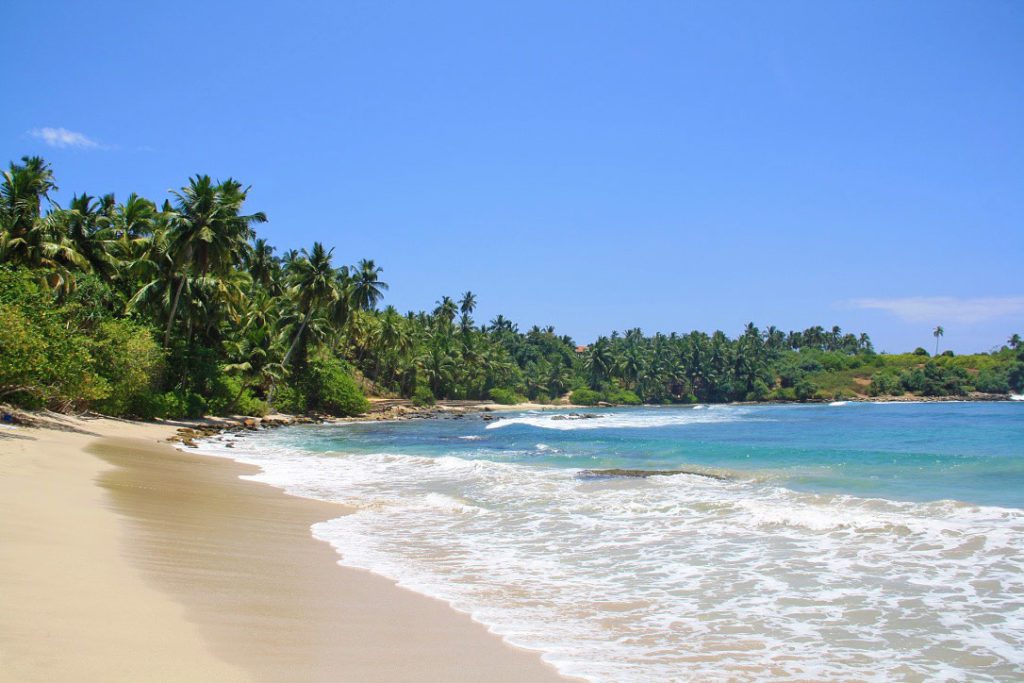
[268, 312, 311, 409]
[163, 274, 186, 348]
[227, 376, 249, 415]
[281, 313, 311, 369]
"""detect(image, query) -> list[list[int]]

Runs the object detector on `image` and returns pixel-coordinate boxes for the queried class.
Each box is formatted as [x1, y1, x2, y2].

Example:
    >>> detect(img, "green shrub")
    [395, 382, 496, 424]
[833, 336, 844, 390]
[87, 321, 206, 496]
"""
[126, 391, 165, 420]
[794, 378, 817, 401]
[606, 389, 641, 405]
[571, 388, 603, 405]
[818, 352, 852, 372]
[0, 303, 48, 406]
[901, 362, 969, 396]
[163, 342, 221, 400]
[233, 391, 269, 417]
[271, 349, 369, 416]
[489, 387, 526, 405]
[304, 353, 369, 416]
[573, 388, 641, 406]
[0, 275, 107, 411]
[901, 368, 926, 393]
[273, 383, 307, 414]
[771, 387, 797, 401]
[206, 373, 267, 417]
[1010, 362, 1024, 393]
[796, 355, 825, 374]
[744, 379, 771, 402]
[411, 384, 435, 407]
[975, 367, 1010, 394]
[868, 371, 903, 396]
[154, 390, 207, 419]
[777, 363, 805, 389]
[913, 347, 930, 356]
[89, 320, 165, 416]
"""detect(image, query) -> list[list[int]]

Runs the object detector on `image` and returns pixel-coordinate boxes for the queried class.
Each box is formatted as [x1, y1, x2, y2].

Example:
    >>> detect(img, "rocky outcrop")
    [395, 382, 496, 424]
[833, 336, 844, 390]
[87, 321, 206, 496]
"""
[578, 468, 730, 481]
[166, 414, 318, 447]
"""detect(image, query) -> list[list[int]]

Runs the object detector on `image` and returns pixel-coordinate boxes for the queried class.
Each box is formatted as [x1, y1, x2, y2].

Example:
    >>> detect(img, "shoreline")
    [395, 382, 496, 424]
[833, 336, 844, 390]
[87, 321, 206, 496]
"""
[149, 393, 1020, 448]
[3, 402, 1019, 680]
[0, 413, 570, 682]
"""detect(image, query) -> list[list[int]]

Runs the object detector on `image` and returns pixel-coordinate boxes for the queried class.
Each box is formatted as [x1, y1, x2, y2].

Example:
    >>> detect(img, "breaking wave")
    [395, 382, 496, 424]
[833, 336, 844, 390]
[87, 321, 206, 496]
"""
[194, 428, 1024, 682]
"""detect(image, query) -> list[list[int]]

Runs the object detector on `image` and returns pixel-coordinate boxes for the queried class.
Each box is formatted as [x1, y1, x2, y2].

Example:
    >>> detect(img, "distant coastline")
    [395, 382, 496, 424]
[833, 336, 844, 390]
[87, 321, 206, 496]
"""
[2, 156, 1022, 430]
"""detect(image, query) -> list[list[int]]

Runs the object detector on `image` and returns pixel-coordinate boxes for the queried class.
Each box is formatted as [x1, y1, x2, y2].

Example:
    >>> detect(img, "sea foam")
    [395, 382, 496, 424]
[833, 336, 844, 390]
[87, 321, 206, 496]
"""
[194, 427, 1024, 683]
[486, 408, 750, 431]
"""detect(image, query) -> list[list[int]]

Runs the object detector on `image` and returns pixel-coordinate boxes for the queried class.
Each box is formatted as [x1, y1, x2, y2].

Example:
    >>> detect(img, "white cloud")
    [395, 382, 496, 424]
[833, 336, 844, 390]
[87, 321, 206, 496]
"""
[848, 296, 1024, 324]
[30, 127, 100, 149]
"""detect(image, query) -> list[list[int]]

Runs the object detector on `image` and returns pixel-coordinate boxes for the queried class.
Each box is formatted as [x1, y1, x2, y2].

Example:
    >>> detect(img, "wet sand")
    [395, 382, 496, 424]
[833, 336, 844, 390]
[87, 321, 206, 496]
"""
[0, 414, 568, 682]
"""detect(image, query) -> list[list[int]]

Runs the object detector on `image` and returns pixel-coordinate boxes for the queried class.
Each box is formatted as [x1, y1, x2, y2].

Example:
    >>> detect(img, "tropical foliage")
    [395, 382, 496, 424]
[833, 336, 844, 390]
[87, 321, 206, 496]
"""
[2, 156, 1022, 418]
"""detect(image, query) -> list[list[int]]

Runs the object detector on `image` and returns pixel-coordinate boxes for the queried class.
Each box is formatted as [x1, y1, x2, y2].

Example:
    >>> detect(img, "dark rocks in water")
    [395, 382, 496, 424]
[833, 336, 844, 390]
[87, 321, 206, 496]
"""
[551, 413, 600, 421]
[578, 468, 729, 481]
[165, 413, 323, 446]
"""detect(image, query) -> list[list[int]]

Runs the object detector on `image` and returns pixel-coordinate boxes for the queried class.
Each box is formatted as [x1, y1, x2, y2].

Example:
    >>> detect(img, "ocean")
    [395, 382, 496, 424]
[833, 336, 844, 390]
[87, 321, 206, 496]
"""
[195, 402, 1024, 681]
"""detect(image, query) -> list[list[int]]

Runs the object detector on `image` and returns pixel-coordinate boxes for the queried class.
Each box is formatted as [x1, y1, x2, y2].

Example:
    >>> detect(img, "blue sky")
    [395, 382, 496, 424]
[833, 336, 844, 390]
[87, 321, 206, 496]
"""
[3, 1, 1022, 353]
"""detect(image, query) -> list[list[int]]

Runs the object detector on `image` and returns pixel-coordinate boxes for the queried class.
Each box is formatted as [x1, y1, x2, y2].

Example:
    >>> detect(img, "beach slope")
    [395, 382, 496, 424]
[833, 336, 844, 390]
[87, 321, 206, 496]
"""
[0, 414, 566, 682]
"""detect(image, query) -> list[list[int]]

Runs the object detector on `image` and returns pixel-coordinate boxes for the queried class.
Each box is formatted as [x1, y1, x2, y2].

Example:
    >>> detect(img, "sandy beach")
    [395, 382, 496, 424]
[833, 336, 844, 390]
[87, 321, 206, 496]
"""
[0, 413, 568, 682]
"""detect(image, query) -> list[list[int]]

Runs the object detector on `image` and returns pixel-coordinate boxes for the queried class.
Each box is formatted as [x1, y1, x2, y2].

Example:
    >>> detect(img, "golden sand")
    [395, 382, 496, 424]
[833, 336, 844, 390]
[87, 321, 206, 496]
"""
[0, 414, 567, 682]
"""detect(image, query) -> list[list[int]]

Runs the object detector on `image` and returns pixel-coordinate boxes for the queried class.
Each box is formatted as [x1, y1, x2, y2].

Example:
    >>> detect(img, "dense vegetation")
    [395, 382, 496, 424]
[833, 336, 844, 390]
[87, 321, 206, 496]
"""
[2, 156, 1022, 418]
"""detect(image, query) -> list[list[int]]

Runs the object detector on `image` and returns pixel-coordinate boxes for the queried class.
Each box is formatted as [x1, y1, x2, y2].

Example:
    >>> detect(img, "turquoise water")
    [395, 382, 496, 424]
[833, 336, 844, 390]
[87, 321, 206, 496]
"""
[201, 402, 1024, 682]
[295, 401, 1024, 508]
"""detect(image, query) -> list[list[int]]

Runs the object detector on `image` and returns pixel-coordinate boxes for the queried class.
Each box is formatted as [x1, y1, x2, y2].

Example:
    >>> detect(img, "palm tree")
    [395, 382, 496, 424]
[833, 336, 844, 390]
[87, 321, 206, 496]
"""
[280, 248, 300, 271]
[585, 337, 614, 389]
[112, 193, 157, 239]
[246, 238, 278, 292]
[0, 157, 86, 290]
[933, 325, 944, 356]
[617, 345, 647, 390]
[222, 292, 284, 409]
[433, 296, 457, 331]
[185, 268, 253, 345]
[350, 258, 388, 311]
[829, 325, 843, 351]
[159, 175, 267, 347]
[459, 290, 477, 316]
[1008, 334, 1021, 350]
[457, 290, 477, 335]
[858, 333, 874, 354]
[0, 156, 56, 241]
[489, 314, 513, 333]
[63, 193, 118, 277]
[417, 343, 456, 397]
[101, 194, 160, 300]
[372, 305, 406, 383]
[1, 212, 86, 292]
[109, 193, 158, 265]
[281, 242, 341, 369]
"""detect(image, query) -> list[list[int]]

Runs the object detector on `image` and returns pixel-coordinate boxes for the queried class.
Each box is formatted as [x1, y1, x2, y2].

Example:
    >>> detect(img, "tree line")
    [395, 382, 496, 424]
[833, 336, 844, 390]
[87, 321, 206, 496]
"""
[2, 156, 1021, 418]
